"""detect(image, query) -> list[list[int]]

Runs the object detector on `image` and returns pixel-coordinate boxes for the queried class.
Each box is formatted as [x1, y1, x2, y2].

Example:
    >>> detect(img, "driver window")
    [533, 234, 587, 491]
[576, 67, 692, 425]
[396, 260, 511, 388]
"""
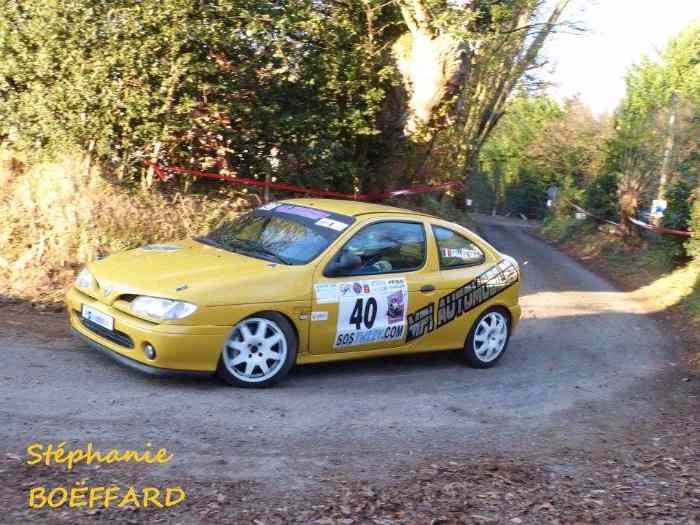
[331, 221, 426, 276]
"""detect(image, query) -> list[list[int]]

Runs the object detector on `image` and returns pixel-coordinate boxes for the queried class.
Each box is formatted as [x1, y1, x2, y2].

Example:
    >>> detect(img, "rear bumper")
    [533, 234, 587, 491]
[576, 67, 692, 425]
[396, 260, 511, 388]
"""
[66, 287, 229, 373]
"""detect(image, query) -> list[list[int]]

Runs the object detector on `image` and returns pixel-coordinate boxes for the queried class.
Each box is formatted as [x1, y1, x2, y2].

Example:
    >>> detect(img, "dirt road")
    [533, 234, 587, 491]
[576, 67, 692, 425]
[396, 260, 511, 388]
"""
[1, 216, 696, 522]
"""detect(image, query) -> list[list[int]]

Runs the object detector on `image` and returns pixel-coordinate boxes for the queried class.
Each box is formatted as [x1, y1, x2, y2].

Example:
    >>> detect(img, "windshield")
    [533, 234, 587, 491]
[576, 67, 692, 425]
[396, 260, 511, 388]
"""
[198, 203, 355, 265]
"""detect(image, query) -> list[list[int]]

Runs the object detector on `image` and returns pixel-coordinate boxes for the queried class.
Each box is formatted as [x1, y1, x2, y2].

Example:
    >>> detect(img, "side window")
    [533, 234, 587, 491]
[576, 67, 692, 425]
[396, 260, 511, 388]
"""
[432, 226, 485, 269]
[326, 221, 426, 277]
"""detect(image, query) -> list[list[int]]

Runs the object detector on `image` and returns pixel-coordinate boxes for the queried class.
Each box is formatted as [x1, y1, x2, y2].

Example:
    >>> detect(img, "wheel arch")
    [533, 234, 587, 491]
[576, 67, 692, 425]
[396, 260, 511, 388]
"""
[242, 309, 300, 346]
[479, 304, 513, 334]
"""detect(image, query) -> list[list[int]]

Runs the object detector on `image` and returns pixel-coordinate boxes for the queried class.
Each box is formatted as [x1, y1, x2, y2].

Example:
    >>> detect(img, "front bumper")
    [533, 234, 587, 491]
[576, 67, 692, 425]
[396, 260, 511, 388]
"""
[71, 328, 213, 377]
[66, 287, 229, 373]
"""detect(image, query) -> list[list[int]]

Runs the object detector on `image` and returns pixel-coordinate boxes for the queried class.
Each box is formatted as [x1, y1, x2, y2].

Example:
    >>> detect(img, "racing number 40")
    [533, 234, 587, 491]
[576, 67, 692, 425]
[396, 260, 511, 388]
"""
[349, 297, 377, 330]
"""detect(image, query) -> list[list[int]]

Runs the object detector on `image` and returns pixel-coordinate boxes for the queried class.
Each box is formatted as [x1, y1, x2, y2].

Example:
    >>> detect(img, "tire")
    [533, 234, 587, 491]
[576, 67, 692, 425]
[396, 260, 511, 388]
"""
[459, 307, 511, 369]
[217, 312, 297, 388]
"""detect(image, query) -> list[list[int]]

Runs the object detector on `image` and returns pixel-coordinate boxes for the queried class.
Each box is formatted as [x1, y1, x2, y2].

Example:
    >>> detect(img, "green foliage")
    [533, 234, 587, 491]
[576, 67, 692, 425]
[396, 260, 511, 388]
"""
[503, 167, 547, 219]
[593, 20, 700, 255]
[665, 179, 696, 230]
[583, 171, 619, 220]
[0, 0, 566, 196]
[0, 0, 400, 190]
[0, 0, 574, 310]
[645, 237, 688, 267]
[478, 94, 563, 214]
[540, 216, 580, 243]
[479, 94, 608, 219]
[471, 170, 498, 214]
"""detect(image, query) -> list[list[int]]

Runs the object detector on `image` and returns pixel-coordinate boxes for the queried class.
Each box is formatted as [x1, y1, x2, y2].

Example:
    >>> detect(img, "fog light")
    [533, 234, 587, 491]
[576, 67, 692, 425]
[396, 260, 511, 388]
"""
[143, 343, 156, 360]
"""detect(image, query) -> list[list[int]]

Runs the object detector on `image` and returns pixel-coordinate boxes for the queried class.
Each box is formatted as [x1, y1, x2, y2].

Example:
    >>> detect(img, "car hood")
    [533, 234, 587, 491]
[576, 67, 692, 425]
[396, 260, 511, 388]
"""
[88, 239, 313, 306]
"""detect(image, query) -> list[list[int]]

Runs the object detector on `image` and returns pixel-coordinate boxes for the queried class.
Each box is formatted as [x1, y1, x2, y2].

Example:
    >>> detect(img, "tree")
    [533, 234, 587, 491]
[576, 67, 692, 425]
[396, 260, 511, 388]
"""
[0, 0, 575, 196]
[452, 0, 573, 193]
[478, 93, 562, 214]
[476, 94, 609, 218]
[597, 20, 700, 238]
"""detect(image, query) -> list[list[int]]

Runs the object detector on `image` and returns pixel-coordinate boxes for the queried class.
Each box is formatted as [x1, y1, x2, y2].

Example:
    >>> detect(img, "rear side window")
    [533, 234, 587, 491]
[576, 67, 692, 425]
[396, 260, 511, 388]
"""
[432, 226, 485, 269]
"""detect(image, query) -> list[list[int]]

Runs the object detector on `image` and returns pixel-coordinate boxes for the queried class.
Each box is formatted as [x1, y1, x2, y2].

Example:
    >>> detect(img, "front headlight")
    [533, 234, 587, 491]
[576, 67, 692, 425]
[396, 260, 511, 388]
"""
[131, 296, 197, 321]
[76, 268, 93, 289]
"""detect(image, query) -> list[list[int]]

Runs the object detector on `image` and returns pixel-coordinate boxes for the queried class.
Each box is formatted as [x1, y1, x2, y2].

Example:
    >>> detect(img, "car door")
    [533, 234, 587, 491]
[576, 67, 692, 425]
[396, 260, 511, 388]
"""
[429, 224, 497, 350]
[309, 218, 440, 355]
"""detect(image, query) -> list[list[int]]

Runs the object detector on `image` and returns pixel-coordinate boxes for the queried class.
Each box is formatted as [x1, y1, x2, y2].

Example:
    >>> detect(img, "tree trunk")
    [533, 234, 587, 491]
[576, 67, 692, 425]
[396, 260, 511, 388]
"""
[145, 141, 162, 189]
[392, 30, 465, 138]
[619, 191, 640, 238]
[653, 93, 679, 226]
[459, 147, 480, 209]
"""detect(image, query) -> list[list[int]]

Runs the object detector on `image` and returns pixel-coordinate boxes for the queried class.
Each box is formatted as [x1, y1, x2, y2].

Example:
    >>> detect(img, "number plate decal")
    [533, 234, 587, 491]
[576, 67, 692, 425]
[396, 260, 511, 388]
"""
[81, 304, 115, 331]
[333, 278, 408, 348]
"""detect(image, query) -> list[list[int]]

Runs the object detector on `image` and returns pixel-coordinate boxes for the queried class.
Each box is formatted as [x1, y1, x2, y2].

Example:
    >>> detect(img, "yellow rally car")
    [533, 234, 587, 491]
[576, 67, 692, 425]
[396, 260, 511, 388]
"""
[66, 199, 521, 388]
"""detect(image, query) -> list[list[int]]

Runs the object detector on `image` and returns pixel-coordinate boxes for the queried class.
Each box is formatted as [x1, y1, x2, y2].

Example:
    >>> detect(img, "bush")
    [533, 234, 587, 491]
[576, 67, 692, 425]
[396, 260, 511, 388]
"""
[643, 237, 688, 269]
[583, 171, 618, 221]
[0, 0, 395, 192]
[0, 151, 250, 303]
[665, 179, 695, 231]
[540, 216, 580, 243]
[471, 171, 498, 214]
[503, 167, 547, 219]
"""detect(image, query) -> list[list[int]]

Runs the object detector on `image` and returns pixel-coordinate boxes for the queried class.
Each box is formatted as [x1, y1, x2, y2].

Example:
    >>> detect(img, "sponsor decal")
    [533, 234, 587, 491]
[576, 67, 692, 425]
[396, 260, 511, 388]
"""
[141, 244, 182, 252]
[258, 202, 281, 211]
[405, 259, 519, 342]
[275, 204, 329, 220]
[387, 290, 405, 324]
[311, 311, 329, 321]
[315, 217, 349, 231]
[437, 259, 518, 329]
[441, 248, 483, 260]
[333, 278, 408, 348]
[314, 283, 339, 304]
[406, 303, 435, 342]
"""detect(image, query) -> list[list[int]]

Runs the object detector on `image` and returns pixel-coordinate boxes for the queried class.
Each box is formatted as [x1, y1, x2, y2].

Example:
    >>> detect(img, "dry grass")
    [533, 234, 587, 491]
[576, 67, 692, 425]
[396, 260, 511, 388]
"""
[0, 150, 251, 305]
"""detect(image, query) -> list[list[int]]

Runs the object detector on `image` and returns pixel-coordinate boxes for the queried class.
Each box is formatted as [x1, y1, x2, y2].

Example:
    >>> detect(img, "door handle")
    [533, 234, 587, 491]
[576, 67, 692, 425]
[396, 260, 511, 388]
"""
[420, 284, 435, 293]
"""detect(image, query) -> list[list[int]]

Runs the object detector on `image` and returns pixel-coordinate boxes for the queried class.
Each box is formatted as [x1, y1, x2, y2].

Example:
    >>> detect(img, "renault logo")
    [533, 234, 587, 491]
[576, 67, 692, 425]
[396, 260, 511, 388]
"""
[101, 282, 113, 297]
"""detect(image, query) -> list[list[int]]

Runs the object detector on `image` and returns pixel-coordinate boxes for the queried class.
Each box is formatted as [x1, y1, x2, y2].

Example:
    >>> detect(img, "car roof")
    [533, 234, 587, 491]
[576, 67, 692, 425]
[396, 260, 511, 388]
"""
[279, 198, 435, 218]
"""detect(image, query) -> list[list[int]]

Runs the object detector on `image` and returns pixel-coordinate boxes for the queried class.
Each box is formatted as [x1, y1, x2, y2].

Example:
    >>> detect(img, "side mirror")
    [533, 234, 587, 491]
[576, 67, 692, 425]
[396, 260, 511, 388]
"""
[325, 251, 362, 277]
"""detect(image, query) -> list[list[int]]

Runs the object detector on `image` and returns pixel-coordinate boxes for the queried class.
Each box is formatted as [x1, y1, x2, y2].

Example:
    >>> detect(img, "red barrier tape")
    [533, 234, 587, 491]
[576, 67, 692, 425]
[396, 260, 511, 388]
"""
[628, 217, 693, 239]
[566, 199, 692, 239]
[146, 161, 461, 202]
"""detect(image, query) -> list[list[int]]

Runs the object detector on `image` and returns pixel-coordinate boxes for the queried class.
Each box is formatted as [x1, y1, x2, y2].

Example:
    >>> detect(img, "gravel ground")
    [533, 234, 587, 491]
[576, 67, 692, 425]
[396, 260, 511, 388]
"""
[1, 216, 697, 523]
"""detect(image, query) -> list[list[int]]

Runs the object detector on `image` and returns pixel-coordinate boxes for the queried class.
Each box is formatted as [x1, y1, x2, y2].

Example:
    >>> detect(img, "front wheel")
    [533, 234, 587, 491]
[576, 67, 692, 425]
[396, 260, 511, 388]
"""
[217, 313, 297, 388]
[459, 308, 511, 368]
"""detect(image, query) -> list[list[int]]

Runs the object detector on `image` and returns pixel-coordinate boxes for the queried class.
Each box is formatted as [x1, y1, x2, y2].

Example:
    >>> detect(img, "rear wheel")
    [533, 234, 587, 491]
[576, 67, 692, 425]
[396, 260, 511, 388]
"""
[459, 308, 510, 368]
[217, 313, 297, 388]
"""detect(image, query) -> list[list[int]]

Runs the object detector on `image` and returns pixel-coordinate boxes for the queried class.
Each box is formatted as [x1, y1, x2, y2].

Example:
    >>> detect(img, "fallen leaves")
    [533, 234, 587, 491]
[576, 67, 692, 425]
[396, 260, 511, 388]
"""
[1, 414, 699, 524]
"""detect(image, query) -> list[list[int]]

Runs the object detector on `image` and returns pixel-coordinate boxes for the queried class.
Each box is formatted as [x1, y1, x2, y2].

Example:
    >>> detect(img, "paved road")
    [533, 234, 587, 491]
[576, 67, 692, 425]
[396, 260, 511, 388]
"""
[0, 217, 677, 490]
